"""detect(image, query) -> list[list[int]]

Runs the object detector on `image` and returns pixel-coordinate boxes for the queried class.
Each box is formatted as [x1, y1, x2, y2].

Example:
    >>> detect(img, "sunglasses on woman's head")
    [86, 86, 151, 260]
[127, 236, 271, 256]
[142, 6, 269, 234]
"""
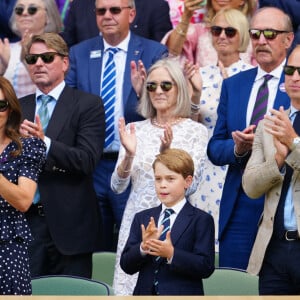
[15, 5, 41, 16]
[0, 100, 9, 112]
[248, 29, 289, 40]
[146, 81, 175, 92]
[211, 26, 238, 38]
[283, 65, 300, 76]
[25, 52, 64, 65]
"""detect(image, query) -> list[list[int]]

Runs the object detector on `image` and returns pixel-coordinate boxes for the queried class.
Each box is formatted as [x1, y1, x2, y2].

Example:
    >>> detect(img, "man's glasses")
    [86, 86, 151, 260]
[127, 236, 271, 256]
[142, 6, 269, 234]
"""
[15, 5, 42, 16]
[0, 100, 9, 112]
[146, 81, 175, 92]
[283, 65, 300, 76]
[25, 52, 64, 65]
[211, 26, 238, 38]
[249, 29, 289, 40]
[95, 6, 131, 16]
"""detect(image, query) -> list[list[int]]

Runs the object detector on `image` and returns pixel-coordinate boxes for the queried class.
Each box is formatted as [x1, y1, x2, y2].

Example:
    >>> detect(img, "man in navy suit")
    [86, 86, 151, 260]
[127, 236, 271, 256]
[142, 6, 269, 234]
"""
[121, 149, 215, 295]
[65, 0, 168, 251]
[61, 0, 172, 47]
[207, 7, 294, 270]
[20, 32, 105, 277]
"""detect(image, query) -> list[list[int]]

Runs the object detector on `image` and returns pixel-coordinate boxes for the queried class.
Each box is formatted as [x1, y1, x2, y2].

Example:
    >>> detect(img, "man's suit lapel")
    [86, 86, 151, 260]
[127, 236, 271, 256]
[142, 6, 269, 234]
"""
[273, 71, 290, 110]
[170, 202, 194, 245]
[123, 34, 143, 106]
[89, 37, 104, 96]
[237, 67, 258, 128]
[46, 86, 75, 139]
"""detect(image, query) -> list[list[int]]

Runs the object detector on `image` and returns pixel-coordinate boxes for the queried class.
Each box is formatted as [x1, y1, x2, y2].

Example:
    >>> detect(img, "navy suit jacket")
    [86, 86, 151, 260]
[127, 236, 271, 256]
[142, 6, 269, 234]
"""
[61, 0, 172, 47]
[207, 67, 290, 240]
[21, 85, 105, 254]
[120, 202, 215, 295]
[65, 33, 168, 123]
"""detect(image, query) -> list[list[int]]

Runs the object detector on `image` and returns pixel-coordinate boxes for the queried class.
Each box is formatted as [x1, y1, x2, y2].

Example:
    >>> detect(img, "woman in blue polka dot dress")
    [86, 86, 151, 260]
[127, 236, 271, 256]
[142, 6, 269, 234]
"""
[0, 77, 46, 295]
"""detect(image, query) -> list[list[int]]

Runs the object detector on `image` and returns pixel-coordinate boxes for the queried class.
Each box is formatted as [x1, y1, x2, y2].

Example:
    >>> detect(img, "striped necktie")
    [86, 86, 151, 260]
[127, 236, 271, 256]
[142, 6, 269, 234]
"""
[153, 208, 175, 295]
[101, 48, 119, 148]
[250, 74, 273, 126]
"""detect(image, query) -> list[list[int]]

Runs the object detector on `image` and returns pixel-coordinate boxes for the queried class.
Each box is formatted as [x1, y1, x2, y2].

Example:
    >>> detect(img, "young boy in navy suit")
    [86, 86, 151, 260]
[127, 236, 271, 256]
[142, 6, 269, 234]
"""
[120, 148, 215, 295]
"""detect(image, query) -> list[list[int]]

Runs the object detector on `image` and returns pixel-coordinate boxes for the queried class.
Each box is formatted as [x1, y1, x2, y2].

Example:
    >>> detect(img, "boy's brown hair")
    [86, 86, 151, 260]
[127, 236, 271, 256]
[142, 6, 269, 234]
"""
[152, 148, 194, 179]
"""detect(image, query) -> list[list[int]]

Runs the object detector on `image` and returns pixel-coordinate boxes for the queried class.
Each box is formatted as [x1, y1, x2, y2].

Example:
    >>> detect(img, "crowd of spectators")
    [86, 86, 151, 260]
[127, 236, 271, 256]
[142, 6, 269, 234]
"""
[1, 0, 300, 296]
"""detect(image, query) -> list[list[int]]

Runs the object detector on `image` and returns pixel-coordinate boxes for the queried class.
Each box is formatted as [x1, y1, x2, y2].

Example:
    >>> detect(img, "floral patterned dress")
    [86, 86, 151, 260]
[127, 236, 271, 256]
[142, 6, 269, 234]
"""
[189, 60, 254, 250]
[0, 137, 46, 295]
[111, 118, 208, 295]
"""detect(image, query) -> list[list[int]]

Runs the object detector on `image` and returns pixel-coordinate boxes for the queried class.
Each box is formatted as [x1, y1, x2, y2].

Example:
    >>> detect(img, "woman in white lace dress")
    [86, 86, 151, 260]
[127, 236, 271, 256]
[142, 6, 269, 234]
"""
[111, 58, 208, 295]
[189, 8, 254, 250]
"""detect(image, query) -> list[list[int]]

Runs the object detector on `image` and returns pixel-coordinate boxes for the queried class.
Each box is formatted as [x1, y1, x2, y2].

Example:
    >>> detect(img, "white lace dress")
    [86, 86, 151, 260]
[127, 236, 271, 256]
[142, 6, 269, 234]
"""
[111, 118, 208, 295]
[189, 60, 254, 250]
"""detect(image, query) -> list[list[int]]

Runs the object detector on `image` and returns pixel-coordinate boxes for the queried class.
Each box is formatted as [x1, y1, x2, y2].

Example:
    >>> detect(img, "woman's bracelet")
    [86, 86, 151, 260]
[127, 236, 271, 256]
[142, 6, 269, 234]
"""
[118, 165, 131, 173]
[175, 26, 187, 37]
[191, 103, 201, 110]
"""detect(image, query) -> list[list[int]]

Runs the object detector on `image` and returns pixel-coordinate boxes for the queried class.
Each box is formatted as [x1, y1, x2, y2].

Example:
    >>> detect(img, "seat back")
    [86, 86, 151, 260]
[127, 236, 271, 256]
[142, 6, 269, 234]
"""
[92, 251, 116, 286]
[203, 267, 259, 295]
[31, 275, 114, 295]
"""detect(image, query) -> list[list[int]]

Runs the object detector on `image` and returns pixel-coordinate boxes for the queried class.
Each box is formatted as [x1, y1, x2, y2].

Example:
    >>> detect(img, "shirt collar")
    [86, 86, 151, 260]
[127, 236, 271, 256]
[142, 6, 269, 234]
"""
[256, 58, 286, 81]
[36, 81, 65, 101]
[161, 198, 186, 216]
[103, 31, 131, 53]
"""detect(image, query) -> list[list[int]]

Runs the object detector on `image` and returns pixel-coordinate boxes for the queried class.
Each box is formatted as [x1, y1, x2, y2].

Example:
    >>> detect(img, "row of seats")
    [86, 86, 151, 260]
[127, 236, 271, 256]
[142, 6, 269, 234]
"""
[31, 251, 259, 295]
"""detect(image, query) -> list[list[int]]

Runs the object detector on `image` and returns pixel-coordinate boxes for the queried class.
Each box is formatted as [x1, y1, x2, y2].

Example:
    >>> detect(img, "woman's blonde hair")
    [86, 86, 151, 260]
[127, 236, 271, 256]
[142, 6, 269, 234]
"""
[211, 8, 250, 52]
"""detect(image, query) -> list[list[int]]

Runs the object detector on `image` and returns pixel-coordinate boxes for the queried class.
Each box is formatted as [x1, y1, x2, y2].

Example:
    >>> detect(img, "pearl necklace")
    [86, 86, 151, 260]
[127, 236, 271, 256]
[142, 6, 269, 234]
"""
[151, 117, 183, 128]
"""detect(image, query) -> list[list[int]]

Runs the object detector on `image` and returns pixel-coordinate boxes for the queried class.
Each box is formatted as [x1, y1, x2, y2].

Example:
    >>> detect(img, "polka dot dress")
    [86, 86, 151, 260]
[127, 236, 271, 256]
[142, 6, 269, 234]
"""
[0, 137, 46, 295]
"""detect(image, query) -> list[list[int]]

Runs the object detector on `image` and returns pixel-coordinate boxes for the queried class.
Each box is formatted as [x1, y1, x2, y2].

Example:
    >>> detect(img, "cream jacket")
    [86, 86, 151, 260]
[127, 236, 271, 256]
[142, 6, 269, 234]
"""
[242, 113, 300, 275]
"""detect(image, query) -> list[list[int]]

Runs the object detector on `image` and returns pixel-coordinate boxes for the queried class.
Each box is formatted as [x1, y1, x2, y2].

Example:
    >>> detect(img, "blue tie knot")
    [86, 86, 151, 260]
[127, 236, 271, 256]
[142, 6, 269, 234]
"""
[107, 47, 120, 57]
[38, 94, 53, 105]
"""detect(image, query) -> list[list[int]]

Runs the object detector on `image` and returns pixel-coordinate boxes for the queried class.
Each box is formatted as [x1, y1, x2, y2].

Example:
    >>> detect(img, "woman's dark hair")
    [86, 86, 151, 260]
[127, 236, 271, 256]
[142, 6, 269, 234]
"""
[0, 76, 22, 156]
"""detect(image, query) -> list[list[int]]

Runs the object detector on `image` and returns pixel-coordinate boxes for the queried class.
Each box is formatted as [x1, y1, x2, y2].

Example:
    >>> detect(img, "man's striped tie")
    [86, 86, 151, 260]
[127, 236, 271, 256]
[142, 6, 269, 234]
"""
[250, 74, 273, 126]
[101, 48, 119, 148]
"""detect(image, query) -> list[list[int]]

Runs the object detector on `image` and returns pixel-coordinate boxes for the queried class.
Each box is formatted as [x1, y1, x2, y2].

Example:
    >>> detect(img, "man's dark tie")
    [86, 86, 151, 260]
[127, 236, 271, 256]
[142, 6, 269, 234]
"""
[250, 74, 273, 126]
[274, 111, 300, 236]
[153, 208, 174, 295]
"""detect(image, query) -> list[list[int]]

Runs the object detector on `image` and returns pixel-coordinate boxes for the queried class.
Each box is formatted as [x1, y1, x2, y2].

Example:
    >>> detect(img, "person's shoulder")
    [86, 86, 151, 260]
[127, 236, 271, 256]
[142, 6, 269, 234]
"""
[64, 85, 102, 104]
[70, 35, 102, 51]
[182, 118, 208, 133]
[130, 32, 167, 49]
[189, 203, 214, 223]
[135, 205, 160, 218]
[225, 66, 257, 83]
[21, 137, 46, 157]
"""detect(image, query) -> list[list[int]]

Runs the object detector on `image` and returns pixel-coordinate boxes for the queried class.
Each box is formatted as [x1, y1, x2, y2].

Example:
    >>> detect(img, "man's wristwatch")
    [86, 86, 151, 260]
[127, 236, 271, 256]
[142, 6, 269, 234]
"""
[291, 136, 300, 151]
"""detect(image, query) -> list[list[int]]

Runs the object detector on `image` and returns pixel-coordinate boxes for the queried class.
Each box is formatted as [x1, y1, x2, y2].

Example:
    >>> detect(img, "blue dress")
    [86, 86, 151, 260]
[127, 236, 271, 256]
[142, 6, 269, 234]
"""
[0, 137, 46, 295]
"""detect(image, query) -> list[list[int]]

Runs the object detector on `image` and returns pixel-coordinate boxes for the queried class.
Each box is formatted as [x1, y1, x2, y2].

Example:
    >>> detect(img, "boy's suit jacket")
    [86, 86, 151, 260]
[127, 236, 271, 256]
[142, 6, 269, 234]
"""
[21, 85, 105, 254]
[120, 202, 215, 295]
[65, 33, 168, 123]
[207, 67, 290, 241]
